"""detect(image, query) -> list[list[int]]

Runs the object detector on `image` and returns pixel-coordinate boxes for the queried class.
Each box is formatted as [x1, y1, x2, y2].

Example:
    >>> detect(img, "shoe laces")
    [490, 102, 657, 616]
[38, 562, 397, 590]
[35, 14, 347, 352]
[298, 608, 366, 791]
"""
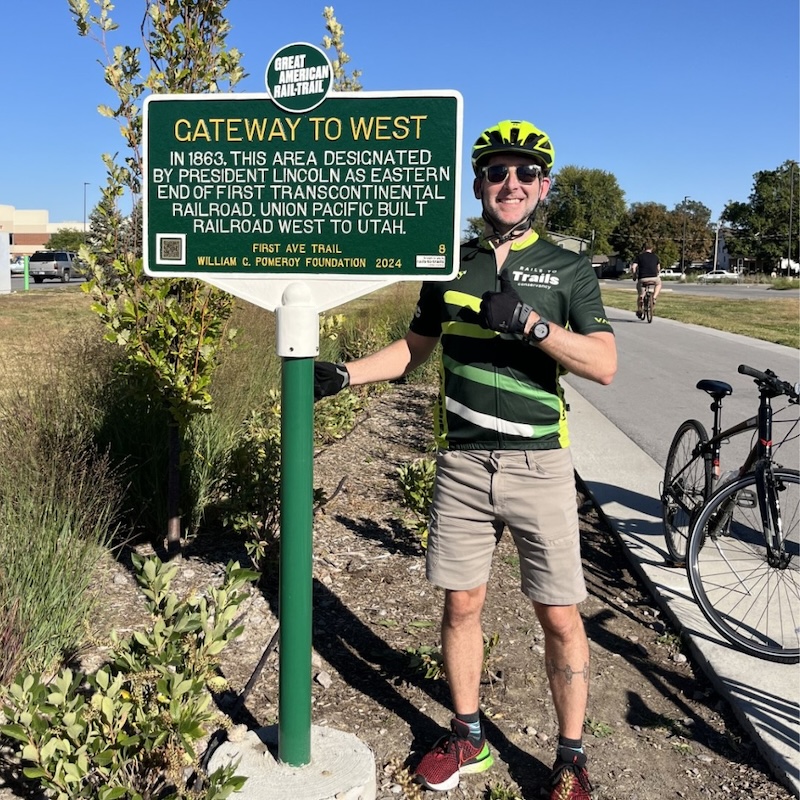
[552, 762, 592, 798]
[431, 724, 480, 762]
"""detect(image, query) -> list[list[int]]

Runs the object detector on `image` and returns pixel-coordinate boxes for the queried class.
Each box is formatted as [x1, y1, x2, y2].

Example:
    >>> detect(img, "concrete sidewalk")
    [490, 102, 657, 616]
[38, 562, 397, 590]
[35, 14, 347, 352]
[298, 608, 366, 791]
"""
[567, 386, 799, 798]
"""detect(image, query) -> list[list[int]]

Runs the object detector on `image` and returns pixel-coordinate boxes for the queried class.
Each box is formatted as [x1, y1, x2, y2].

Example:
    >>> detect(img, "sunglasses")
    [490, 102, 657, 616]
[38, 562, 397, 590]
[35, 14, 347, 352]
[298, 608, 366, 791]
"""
[481, 163, 542, 184]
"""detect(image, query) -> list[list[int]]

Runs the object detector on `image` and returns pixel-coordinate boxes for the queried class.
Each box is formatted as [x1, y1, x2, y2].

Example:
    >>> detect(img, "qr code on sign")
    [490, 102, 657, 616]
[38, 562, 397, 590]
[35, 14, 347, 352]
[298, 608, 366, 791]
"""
[156, 233, 186, 266]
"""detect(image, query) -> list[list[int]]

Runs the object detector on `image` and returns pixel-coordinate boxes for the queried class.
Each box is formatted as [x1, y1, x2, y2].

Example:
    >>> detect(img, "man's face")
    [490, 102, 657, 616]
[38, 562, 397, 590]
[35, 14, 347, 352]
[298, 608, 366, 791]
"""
[474, 154, 551, 233]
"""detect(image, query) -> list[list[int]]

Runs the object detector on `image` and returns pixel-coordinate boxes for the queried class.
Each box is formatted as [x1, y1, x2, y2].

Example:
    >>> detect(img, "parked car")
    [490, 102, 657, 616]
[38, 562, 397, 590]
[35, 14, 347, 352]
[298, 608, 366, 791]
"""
[697, 269, 741, 283]
[27, 250, 84, 283]
[659, 269, 684, 280]
[9, 257, 25, 275]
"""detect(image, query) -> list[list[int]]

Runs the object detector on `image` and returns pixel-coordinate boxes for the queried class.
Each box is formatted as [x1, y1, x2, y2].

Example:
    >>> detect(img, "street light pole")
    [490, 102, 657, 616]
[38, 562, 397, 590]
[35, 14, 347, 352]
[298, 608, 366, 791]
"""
[83, 182, 90, 244]
[680, 195, 690, 272]
[788, 164, 795, 271]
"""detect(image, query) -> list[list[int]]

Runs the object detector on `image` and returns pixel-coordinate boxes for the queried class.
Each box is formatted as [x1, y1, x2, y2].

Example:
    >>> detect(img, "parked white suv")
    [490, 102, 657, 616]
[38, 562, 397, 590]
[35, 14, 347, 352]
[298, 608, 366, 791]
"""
[27, 251, 84, 283]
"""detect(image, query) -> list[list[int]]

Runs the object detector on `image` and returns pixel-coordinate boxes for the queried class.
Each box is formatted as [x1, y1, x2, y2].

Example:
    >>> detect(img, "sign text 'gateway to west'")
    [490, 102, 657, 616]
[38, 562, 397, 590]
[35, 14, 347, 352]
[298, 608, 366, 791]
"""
[144, 89, 463, 281]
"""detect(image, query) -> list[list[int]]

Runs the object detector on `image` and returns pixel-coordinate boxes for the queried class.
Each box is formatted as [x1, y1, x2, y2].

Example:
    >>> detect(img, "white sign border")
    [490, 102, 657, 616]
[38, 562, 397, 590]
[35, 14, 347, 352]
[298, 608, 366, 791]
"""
[142, 89, 464, 289]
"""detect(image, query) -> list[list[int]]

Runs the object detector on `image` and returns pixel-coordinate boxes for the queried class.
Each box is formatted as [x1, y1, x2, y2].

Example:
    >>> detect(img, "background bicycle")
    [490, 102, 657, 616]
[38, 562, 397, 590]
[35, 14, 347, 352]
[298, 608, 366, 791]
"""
[635, 282, 656, 322]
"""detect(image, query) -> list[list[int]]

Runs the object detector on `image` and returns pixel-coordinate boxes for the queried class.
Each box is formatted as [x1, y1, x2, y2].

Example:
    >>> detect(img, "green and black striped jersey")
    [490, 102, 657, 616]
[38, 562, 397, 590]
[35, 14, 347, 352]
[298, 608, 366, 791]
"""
[409, 232, 613, 451]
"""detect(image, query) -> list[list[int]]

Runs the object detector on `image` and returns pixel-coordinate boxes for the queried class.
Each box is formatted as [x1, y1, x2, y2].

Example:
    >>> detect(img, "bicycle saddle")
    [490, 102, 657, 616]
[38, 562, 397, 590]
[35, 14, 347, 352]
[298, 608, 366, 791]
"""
[696, 379, 732, 399]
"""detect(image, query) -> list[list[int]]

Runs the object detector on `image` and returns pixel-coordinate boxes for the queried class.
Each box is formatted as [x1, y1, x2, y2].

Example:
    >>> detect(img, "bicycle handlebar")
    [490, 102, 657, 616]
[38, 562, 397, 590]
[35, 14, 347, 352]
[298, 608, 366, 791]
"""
[738, 364, 800, 402]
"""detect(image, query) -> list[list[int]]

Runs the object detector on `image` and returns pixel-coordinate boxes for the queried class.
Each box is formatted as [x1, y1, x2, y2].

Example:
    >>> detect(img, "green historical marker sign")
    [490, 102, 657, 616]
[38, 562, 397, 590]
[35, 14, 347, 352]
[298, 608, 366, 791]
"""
[143, 67, 462, 282]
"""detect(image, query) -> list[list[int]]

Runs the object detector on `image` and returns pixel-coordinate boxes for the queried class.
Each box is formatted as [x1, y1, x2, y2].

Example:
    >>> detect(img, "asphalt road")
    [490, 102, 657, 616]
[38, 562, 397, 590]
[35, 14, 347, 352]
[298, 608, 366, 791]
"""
[600, 277, 800, 302]
[565, 303, 800, 475]
[8, 275, 88, 291]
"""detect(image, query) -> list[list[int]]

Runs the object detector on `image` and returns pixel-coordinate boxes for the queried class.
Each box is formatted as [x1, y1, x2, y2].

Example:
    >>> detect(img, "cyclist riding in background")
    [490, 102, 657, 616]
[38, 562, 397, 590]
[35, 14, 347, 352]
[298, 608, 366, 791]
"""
[631, 245, 662, 319]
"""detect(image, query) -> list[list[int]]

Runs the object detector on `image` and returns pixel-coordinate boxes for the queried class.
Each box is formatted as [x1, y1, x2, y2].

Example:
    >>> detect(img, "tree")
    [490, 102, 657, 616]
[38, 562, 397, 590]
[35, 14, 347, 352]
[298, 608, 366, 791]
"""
[69, 0, 244, 556]
[721, 160, 799, 272]
[86, 177, 125, 272]
[545, 166, 626, 256]
[46, 228, 86, 252]
[322, 6, 362, 91]
[674, 197, 713, 270]
[611, 202, 678, 266]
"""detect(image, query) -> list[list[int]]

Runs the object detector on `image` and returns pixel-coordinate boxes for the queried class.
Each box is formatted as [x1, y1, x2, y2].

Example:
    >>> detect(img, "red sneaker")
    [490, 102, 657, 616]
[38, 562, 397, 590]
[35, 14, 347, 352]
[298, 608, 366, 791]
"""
[414, 718, 493, 791]
[548, 761, 593, 800]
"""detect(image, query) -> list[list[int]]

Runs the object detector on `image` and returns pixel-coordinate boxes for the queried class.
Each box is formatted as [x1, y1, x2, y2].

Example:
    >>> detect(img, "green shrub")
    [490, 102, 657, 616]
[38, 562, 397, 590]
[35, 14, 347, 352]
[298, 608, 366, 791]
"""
[218, 396, 282, 570]
[0, 554, 257, 799]
[396, 457, 436, 547]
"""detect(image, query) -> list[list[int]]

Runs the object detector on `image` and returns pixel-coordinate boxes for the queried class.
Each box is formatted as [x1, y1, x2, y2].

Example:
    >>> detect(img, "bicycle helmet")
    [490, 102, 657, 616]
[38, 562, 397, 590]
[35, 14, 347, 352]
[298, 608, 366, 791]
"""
[471, 120, 555, 176]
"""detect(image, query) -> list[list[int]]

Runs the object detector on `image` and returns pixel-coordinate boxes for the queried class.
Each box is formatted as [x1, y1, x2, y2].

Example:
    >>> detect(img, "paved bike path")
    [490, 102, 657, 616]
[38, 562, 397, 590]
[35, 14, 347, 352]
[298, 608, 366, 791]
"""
[565, 316, 799, 797]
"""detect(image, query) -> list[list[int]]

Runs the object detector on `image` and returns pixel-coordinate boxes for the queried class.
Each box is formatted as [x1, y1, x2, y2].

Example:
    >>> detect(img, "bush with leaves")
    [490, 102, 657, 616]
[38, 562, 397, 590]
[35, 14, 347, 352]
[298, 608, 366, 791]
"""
[396, 457, 436, 547]
[218, 393, 331, 571]
[218, 396, 282, 570]
[0, 554, 258, 799]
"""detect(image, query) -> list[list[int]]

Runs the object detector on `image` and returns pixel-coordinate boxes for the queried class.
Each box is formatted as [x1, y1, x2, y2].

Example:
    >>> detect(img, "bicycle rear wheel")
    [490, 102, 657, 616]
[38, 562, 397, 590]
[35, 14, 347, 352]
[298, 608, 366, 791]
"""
[645, 292, 653, 323]
[662, 419, 711, 564]
[686, 468, 800, 663]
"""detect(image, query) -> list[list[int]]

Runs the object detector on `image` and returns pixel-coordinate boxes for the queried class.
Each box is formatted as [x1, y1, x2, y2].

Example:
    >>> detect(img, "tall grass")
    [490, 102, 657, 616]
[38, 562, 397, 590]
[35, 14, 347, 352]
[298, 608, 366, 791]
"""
[0, 334, 125, 677]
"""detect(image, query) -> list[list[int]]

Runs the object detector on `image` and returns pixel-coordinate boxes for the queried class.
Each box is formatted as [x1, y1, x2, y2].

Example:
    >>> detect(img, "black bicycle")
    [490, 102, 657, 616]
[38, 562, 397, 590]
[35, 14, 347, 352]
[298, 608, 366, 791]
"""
[661, 365, 799, 662]
[641, 283, 655, 323]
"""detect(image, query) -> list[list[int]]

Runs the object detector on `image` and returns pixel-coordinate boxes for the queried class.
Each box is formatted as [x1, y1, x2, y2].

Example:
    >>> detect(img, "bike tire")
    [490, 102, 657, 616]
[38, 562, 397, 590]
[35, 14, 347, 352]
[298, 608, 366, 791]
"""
[645, 294, 653, 323]
[686, 468, 800, 663]
[662, 419, 712, 565]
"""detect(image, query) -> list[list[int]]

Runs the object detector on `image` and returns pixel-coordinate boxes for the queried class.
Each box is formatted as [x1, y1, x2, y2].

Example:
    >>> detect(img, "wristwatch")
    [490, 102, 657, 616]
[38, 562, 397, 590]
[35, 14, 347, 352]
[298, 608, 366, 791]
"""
[526, 317, 551, 345]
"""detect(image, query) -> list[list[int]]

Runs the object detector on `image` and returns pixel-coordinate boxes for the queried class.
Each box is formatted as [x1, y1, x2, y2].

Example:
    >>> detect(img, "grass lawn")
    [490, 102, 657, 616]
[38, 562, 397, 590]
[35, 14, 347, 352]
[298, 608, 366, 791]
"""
[0, 288, 97, 393]
[600, 286, 799, 349]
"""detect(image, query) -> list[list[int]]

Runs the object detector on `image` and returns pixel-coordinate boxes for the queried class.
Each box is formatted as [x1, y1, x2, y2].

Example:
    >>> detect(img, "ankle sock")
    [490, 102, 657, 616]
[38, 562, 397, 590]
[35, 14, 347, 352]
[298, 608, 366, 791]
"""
[455, 711, 482, 744]
[556, 736, 586, 768]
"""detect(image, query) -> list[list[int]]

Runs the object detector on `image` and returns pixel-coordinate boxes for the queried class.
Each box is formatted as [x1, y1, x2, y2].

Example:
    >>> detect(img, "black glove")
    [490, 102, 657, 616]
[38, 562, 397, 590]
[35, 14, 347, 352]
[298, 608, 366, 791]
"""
[479, 273, 532, 334]
[314, 361, 350, 400]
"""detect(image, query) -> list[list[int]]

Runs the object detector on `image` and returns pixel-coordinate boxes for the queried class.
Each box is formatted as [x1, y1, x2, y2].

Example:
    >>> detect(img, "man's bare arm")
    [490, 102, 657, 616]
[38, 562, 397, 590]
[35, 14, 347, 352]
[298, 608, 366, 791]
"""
[525, 324, 617, 385]
[346, 331, 439, 387]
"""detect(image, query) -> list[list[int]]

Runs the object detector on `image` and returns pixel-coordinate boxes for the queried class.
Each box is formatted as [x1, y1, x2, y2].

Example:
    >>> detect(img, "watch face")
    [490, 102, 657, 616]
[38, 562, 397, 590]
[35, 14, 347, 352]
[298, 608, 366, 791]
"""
[533, 321, 549, 340]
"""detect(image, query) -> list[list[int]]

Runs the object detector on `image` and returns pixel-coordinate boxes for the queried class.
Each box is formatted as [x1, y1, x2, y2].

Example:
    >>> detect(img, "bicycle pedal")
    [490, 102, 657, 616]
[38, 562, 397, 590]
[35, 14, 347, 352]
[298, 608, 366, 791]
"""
[734, 490, 757, 508]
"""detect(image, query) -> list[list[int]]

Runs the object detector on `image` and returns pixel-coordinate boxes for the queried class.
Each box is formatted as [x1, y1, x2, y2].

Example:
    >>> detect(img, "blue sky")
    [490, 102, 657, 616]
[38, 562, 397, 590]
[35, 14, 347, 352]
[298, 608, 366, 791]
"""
[1, 0, 797, 232]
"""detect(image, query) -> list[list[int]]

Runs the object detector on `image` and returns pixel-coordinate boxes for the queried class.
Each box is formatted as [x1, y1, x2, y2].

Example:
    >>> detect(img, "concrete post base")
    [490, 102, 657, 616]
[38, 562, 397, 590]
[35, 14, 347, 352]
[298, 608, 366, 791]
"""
[207, 724, 376, 799]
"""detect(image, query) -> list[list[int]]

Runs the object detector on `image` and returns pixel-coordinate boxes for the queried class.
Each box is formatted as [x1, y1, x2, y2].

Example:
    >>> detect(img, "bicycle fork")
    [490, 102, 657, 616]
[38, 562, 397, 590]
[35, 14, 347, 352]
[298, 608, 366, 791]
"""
[755, 462, 791, 569]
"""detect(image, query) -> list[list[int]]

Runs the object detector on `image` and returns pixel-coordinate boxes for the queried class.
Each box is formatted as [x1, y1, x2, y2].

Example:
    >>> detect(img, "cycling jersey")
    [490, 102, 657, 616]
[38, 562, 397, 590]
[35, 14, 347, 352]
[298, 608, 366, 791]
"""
[409, 233, 613, 451]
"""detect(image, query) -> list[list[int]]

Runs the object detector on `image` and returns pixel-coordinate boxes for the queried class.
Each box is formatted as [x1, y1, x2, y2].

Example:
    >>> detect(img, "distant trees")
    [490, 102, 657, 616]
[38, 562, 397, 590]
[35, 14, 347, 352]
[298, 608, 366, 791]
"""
[722, 160, 798, 271]
[612, 202, 675, 265]
[461, 159, 795, 273]
[46, 228, 86, 251]
[545, 166, 626, 256]
[673, 197, 714, 269]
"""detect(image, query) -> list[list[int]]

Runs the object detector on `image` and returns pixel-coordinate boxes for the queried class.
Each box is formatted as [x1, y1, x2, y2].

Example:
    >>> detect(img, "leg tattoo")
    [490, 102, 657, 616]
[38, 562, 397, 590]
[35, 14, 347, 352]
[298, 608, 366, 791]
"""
[546, 659, 589, 685]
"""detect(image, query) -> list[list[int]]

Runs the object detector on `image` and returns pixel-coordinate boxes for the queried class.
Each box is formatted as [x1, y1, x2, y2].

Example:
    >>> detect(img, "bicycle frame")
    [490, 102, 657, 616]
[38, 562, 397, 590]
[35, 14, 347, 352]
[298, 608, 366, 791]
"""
[700, 373, 791, 558]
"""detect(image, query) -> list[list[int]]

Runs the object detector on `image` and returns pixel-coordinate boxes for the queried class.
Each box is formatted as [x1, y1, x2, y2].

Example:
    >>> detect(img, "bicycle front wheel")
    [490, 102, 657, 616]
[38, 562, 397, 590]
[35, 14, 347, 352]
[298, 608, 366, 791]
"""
[662, 419, 711, 565]
[686, 468, 800, 663]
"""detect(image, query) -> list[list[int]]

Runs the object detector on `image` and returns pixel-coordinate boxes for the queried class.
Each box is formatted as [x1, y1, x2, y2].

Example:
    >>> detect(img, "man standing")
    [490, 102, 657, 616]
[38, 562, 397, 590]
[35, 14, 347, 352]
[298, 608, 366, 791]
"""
[314, 120, 616, 800]
[630, 245, 661, 318]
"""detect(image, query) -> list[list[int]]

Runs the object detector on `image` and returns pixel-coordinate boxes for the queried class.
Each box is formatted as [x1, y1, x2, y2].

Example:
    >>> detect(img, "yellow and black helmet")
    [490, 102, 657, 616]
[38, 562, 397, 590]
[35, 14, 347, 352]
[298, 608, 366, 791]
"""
[471, 120, 555, 176]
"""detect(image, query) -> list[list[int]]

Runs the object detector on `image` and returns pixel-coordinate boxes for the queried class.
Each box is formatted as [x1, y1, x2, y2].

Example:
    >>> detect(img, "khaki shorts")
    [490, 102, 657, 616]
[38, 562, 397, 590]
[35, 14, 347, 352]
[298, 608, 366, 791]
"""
[637, 276, 661, 298]
[426, 449, 587, 606]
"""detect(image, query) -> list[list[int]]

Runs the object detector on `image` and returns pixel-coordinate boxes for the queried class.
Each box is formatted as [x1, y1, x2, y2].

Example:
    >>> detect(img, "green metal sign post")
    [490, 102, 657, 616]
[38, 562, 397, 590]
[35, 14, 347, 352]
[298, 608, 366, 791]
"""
[143, 43, 462, 774]
[278, 354, 313, 765]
